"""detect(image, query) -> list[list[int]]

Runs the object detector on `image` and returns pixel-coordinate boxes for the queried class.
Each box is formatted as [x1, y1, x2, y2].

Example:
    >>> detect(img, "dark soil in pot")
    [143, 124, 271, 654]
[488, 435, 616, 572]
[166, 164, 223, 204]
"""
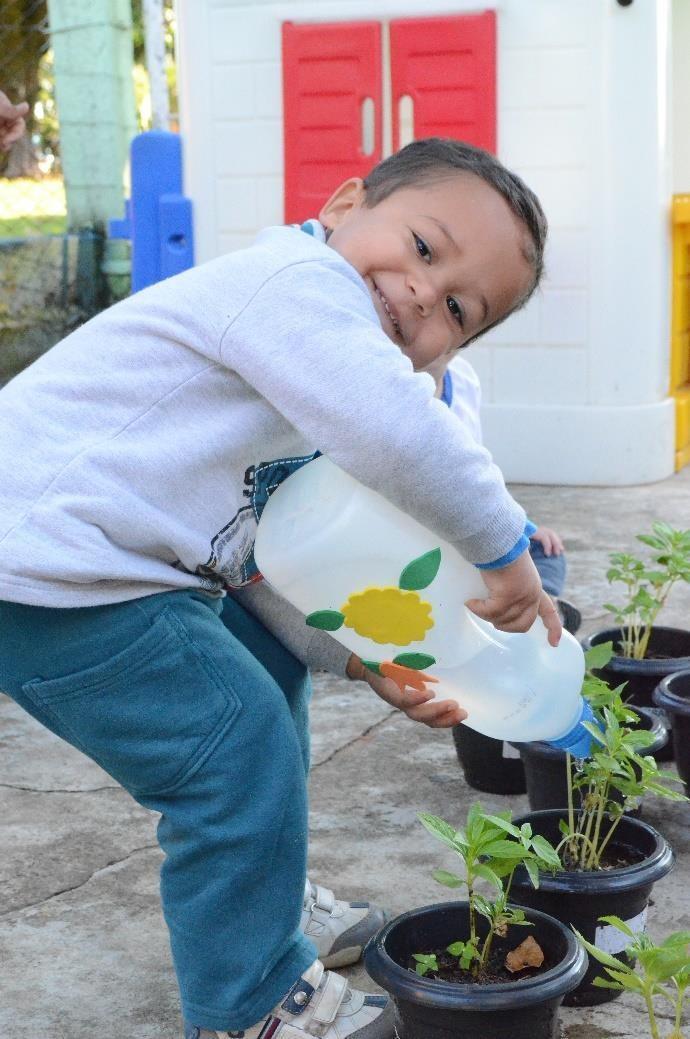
[364, 900, 587, 1039]
[514, 705, 668, 814]
[654, 669, 690, 796]
[452, 724, 526, 794]
[581, 626, 690, 762]
[509, 810, 674, 1007]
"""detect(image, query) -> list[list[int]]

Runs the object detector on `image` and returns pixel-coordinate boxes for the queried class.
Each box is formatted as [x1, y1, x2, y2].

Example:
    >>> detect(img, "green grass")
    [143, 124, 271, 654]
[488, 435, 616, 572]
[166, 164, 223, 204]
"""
[0, 176, 67, 238]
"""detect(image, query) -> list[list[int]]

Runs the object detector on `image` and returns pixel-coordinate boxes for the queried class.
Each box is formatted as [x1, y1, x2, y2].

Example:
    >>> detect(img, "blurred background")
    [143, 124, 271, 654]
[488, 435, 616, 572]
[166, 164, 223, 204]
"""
[0, 0, 176, 384]
[1, 0, 688, 486]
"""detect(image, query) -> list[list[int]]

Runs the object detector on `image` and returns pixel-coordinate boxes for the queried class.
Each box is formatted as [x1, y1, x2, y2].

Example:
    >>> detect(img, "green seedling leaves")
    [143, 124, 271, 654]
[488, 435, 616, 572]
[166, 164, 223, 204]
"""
[412, 953, 439, 977]
[417, 804, 560, 980]
[584, 641, 615, 670]
[447, 938, 480, 971]
[418, 813, 462, 852]
[432, 869, 464, 889]
[574, 919, 690, 1035]
[562, 657, 688, 871]
[605, 523, 690, 659]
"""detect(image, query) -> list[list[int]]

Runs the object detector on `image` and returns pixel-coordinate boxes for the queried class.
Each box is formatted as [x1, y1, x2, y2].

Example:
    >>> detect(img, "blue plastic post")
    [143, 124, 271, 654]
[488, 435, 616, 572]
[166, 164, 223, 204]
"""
[109, 130, 194, 292]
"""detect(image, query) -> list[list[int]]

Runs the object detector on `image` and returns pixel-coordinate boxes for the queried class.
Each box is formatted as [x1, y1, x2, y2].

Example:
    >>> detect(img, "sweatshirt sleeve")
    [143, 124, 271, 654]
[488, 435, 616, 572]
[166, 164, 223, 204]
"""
[230, 580, 352, 676]
[219, 255, 526, 565]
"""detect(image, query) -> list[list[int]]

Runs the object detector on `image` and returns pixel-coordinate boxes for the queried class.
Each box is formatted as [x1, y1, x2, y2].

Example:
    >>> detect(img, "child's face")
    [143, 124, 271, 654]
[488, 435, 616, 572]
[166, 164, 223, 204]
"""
[319, 173, 535, 372]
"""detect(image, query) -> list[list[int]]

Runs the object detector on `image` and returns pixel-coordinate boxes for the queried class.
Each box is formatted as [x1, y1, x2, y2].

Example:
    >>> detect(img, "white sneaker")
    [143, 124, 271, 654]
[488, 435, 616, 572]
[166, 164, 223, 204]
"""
[187, 959, 394, 1039]
[301, 879, 385, 969]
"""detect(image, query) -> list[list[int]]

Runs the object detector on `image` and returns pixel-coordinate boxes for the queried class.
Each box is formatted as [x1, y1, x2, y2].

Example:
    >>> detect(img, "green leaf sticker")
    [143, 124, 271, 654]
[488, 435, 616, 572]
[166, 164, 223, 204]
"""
[361, 660, 381, 675]
[305, 610, 345, 631]
[398, 548, 441, 590]
[392, 652, 436, 670]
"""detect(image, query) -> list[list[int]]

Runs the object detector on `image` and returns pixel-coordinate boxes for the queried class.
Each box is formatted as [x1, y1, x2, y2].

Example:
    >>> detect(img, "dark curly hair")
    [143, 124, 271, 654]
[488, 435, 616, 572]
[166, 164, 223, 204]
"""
[363, 137, 548, 340]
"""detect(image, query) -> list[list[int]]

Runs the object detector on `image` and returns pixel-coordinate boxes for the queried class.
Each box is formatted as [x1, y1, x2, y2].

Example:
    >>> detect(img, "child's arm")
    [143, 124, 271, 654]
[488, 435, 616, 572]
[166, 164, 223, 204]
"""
[232, 582, 466, 727]
[221, 257, 524, 568]
[192, 238, 545, 635]
[230, 581, 352, 675]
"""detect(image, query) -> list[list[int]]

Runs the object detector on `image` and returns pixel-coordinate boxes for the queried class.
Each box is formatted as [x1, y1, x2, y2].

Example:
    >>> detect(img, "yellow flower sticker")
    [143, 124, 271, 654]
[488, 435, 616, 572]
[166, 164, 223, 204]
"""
[305, 548, 443, 670]
[341, 586, 433, 645]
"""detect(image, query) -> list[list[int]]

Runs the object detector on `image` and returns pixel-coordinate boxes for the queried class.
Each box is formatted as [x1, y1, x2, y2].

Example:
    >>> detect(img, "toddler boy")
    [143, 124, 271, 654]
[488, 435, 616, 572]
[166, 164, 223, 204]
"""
[0, 138, 557, 1038]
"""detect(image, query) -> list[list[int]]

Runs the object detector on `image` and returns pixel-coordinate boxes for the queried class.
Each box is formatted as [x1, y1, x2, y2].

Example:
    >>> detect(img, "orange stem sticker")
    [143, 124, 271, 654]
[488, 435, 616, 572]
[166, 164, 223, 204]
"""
[379, 661, 440, 693]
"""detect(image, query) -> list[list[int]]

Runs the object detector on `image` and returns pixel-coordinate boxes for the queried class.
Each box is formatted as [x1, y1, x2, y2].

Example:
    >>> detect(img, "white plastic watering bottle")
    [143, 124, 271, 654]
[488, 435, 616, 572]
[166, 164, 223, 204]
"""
[254, 455, 593, 753]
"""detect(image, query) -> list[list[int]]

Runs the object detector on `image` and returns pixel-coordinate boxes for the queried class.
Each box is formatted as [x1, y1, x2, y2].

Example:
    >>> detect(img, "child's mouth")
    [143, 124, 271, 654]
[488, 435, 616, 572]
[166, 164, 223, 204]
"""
[373, 283, 403, 340]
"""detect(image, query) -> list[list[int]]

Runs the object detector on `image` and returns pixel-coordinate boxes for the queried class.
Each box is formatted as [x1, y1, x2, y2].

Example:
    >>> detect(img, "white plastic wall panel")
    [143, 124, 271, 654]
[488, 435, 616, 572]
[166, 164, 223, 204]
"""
[176, 0, 674, 484]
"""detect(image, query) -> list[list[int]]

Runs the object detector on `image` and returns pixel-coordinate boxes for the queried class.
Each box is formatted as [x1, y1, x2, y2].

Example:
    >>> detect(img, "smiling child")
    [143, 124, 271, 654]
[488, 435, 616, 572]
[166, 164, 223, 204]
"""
[0, 138, 555, 1039]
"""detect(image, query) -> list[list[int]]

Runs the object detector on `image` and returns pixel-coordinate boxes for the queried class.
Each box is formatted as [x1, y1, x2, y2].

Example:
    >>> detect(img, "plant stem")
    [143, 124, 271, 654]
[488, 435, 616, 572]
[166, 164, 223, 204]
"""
[594, 812, 623, 866]
[588, 781, 609, 870]
[480, 926, 493, 973]
[644, 989, 661, 1039]
[580, 799, 595, 869]
[566, 752, 575, 839]
[468, 875, 477, 976]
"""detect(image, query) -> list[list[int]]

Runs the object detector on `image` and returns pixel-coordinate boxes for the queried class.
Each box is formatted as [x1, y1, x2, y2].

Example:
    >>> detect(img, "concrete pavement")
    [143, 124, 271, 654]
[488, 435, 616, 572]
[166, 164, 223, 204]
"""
[1, 468, 689, 1037]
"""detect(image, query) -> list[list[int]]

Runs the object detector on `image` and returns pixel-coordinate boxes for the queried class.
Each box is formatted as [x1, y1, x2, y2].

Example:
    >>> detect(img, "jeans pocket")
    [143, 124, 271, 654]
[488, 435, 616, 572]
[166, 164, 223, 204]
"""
[21, 606, 240, 796]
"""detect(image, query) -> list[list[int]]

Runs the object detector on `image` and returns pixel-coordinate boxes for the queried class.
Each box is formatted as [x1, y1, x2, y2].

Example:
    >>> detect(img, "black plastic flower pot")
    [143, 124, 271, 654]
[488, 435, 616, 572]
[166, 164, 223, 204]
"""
[514, 705, 668, 814]
[510, 810, 674, 1007]
[452, 724, 526, 794]
[581, 626, 690, 762]
[654, 669, 690, 796]
[364, 900, 587, 1039]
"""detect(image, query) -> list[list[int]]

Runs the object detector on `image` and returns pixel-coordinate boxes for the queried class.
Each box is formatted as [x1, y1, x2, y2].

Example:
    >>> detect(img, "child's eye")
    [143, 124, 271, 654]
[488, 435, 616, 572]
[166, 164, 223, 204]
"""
[413, 233, 431, 261]
[446, 296, 465, 329]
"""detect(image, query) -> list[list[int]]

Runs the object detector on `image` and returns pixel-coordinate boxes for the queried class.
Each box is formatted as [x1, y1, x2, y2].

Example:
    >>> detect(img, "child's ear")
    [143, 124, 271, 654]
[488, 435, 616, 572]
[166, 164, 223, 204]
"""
[319, 178, 366, 230]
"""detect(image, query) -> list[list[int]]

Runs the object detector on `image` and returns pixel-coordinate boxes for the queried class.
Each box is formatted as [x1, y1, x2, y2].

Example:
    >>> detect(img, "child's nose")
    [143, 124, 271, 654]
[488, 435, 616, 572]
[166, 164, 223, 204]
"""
[407, 271, 438, 316]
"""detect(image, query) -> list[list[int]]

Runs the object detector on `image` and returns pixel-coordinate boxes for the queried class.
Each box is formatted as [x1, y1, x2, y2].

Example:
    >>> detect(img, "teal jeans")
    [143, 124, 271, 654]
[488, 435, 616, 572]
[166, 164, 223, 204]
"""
[0, 589, 317, 1031]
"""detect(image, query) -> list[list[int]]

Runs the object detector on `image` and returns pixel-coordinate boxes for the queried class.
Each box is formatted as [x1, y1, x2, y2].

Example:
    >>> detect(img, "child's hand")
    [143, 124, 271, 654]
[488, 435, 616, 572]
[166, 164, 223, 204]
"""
[346, 654, 467, 728]
[530, 525, 564, 556]
[465, 550, 562, 646]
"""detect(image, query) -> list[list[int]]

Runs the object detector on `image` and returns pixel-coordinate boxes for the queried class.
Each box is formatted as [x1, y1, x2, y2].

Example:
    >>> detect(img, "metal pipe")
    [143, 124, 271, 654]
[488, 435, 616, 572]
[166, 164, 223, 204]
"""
[143, 0, 170, 131]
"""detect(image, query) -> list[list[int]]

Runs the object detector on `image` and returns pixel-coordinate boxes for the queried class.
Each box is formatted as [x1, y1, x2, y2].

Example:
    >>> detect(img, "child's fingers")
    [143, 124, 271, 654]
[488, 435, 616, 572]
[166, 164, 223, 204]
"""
[368, 673, 434, 710]
[466, 595, 539, 632]
[404, 698, 467, 728]
[538, 592, 562, 646]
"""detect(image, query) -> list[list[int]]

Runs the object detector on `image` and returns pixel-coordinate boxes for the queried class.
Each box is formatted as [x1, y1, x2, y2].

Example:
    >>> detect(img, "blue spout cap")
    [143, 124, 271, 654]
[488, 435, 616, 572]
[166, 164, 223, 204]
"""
[547, 700, 598, 758]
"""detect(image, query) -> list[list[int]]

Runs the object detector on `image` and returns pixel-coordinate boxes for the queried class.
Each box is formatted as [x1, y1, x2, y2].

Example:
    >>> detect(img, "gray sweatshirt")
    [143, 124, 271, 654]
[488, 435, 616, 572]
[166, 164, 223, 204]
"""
[0, 225, 525, 645]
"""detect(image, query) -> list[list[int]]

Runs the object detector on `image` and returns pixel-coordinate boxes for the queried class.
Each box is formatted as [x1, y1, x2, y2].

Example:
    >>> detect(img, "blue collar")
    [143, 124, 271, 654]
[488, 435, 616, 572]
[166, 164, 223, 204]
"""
[440, 370, 453, 407]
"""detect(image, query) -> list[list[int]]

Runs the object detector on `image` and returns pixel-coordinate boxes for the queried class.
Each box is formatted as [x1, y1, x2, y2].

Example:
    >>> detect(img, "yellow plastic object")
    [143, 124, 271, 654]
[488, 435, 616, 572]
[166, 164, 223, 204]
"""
[671, 195, 690, 470]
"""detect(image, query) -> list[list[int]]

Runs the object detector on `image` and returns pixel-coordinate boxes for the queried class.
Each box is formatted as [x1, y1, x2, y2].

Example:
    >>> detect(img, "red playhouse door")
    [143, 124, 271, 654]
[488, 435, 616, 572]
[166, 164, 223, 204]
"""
[282, 21, 383, 224]
[390, 12, 496, 154]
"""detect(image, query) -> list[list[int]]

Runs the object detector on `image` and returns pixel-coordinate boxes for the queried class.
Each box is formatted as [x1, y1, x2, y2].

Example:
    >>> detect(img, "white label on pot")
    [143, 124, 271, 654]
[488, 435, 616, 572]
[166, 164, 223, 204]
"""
[595, 907, 648, 954]
[502, 742, 521, 759]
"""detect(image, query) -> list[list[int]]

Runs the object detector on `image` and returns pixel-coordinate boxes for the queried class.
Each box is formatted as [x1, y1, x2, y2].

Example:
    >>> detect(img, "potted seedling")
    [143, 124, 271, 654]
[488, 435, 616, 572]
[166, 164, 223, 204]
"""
[581, 523, 690, 759]
[576, 919, 690, 1039]
[510, 653, 684, 1006]
[364, 804, 587, 1039]
[517, 644, 670, 814]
